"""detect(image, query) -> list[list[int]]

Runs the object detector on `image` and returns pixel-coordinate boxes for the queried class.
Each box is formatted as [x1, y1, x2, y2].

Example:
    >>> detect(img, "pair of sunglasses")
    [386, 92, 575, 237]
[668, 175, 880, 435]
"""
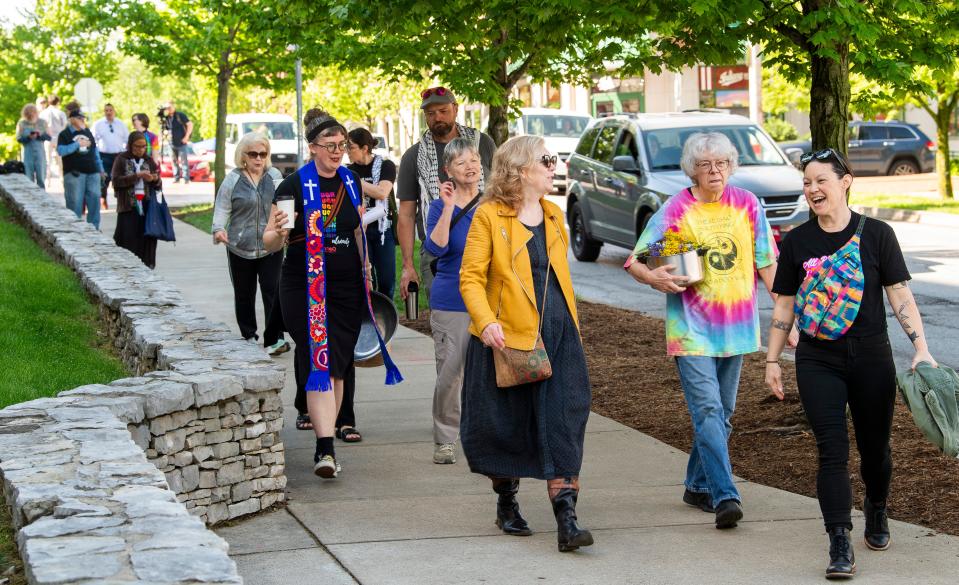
[421, 86, 448, 99]
[539, 154, 558, 168]
[800, 148, 850, 174]
[246, 151, 268, 159]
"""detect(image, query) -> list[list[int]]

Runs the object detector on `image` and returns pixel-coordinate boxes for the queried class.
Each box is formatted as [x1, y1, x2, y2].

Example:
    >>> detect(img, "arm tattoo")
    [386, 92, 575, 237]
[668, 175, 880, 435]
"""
[895, 300, 917, 340]
[908, 331, 919, 343]
[771, 318, 792, 332]
[891, 281, 909, 290]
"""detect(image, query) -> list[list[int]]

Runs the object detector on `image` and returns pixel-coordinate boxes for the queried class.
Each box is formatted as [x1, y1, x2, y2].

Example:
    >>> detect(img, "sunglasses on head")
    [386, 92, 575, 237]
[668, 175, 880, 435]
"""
[800, 148, 849, 173]
[421, 86, 448, 99]
[539, 154, 558, 168]
[246, 151, 268, 159]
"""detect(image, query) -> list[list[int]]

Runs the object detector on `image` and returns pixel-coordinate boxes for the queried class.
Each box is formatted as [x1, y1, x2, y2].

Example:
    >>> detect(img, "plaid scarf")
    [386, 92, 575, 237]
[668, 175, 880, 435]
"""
[300, 162, 403, 392]
[415, 124, 485, 232]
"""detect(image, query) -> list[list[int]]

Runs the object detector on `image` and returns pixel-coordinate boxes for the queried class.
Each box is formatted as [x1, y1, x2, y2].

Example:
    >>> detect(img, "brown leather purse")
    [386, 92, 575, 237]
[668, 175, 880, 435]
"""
[492, 257, 553, 388]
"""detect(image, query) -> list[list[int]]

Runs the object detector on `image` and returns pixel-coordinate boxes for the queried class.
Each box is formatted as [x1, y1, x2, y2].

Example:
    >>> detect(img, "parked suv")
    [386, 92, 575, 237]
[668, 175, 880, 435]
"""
[779, 121, 936, 175]
[565, 112, 808, 261]
[509, 108, 593, 192]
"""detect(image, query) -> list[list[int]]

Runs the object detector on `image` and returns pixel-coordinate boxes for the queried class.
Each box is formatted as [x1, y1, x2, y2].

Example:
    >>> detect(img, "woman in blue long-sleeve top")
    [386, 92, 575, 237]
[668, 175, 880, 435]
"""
[16, 103, 51, 189]
[424, 137, 483, 465]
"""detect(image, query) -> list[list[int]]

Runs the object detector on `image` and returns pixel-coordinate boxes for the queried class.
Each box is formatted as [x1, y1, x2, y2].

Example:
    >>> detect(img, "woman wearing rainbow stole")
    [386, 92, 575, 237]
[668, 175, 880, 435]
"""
[264, 108, 402, 478]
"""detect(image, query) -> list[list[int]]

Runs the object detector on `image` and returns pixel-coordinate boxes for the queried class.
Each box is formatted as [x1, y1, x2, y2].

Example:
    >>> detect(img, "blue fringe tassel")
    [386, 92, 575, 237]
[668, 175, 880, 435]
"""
[306, 371, 333, 392]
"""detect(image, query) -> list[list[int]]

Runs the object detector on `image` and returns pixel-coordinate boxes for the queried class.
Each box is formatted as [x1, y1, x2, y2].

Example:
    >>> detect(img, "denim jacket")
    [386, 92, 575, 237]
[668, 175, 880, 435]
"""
[212, 167, 284, 259]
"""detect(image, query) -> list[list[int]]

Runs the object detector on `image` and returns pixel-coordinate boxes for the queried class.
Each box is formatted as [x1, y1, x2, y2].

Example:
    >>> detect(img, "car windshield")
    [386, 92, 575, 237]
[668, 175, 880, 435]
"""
[374, 136, 386, 149]
[242, 122, 296, 140]
[525, 115, 591, 138]
[644, 125, 788, 171]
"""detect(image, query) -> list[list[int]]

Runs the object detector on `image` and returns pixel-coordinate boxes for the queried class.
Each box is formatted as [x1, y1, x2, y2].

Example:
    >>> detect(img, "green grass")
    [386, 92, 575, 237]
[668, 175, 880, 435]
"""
[171, 203, 215, 233]
[850, 194, 959, 214]
[392, 239, 430, 315]
[0, 200, 127, 409]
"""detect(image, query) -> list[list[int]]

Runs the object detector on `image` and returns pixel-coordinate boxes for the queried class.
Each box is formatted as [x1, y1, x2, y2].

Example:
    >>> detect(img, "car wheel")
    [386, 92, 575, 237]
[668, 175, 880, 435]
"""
[570, 201, 602, 262]
[888, 159, 919, 176]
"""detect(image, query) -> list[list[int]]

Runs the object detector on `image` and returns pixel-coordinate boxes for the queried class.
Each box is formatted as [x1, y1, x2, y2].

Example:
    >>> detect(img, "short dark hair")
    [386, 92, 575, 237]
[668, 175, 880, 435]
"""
[104, 103, 115, 110]
[48, 95, 60, 106]
[132, 113, 150, 129]
[348, 128, 377, 153]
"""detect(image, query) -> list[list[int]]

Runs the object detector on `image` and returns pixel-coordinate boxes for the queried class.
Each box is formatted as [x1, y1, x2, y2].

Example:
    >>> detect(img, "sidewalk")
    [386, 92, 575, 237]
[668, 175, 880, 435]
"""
[129, 215, 959, 584]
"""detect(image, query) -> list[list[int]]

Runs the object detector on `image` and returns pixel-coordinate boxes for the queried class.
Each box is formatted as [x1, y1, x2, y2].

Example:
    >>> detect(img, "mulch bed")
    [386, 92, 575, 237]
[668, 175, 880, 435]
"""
[402, 301, 959, 536]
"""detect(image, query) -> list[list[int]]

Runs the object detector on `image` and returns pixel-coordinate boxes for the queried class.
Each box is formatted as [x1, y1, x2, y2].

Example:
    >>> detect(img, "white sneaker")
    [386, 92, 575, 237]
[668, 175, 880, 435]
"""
[314, 455, 338, 478]
[433, 442, 456, 464]
[267, 339, 291, 356]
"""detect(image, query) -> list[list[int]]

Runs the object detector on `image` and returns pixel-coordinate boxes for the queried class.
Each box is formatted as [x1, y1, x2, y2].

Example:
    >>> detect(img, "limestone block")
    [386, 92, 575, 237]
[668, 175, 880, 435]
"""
[237, 397, 260, 415]
[231, 481, 253, 502]
[165, 469, 183, 493]
[211, 486, 230, 503]
[199, 404, 219, 419]
[207, 502, 229, 524]
[245, 422, 267, 439]
[190, 372, 244, 407]
[211, 442, 239, 459]
[260, 491, 281, 509]
[240, 437, 262, 453]
[189, 488, 212, 500]
[170, 409, 198, 429]
[205, 429, 233, 444]
[149, 414, 174, 436]
[228, 498, 260, 519]
[269, 465, 285, 478]
[181, 464, 200, 492]
[131, 546, 238, 582]
[199, 460, 222, 470]
[192, 445, 214, 463]
[217, 461, 244, 486]
[154, 428, 187, 455]
[23, 535, 125, 584]
[244, 455, 261, 468]
[127, 423, 151, 449]
[266, 418, 284, 433]
[261, 432, 276, 448]
[186, 429, 206, 448]
[245, 413, 263, 424]
[203, 417, 222, 432]
[220, 414, 243, 429]
[219, 402, 240, 416]
[173, 451, 194, 467]
[199, 471, 216, 489]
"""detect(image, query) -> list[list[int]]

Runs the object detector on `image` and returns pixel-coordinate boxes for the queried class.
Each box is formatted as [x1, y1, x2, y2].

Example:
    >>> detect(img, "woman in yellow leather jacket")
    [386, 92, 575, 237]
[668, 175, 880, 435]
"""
[459, 135, 593, 553]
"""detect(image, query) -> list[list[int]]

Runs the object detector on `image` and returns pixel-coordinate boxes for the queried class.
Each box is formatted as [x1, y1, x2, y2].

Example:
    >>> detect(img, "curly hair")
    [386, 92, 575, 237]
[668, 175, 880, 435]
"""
[304, 107, 346, 141]
[482, 135, 545, 209]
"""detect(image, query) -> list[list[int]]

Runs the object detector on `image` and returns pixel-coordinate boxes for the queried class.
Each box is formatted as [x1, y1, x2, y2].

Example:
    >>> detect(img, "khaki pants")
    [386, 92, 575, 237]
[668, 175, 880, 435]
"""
[430, 310, 472, 444]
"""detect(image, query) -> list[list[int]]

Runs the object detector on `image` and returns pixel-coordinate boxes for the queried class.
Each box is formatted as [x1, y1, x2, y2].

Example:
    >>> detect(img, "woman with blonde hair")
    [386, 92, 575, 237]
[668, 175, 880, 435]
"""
[16, 103, 51, 189]
[212, 132, 289, 354]
[459, 135, 593, 552]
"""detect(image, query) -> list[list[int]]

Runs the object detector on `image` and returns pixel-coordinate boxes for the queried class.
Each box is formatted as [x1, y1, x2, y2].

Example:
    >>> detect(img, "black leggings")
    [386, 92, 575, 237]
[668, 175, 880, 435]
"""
[226, 250, 284, 346]
[796, 333, 897, 531]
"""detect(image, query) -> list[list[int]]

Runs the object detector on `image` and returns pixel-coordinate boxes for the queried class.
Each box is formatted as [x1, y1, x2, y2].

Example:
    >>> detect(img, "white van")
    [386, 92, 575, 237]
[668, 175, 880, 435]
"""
[225, 113, 302, 176]
[509, 108, 593, 192]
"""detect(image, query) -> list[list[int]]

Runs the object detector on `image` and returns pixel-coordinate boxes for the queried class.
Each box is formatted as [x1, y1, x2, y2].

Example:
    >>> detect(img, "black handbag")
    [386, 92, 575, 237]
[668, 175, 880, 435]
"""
[429, 194, 480, 276]
[145, 188, 176, 242]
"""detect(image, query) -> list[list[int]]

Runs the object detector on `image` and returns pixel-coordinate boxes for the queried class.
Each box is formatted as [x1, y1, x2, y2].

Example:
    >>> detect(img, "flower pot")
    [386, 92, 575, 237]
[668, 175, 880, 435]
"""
[645, 250, 705, 286]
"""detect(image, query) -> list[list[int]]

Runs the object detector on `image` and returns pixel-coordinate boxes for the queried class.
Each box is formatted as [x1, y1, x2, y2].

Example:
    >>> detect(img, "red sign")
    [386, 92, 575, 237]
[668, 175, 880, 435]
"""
[712, 66, 749, 90]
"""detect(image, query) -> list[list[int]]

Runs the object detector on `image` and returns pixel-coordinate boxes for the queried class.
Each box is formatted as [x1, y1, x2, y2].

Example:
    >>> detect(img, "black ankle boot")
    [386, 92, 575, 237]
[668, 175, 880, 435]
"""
[551, 488, 594, 552]
[863, 498, 890, 551]
[826, 527, 856, 580]
[492, 479, 532, 536]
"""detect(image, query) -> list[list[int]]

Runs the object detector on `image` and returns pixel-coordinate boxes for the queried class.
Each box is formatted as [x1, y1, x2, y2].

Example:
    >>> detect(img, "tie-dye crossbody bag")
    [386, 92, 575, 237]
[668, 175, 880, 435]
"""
[794, 215, 866, 340]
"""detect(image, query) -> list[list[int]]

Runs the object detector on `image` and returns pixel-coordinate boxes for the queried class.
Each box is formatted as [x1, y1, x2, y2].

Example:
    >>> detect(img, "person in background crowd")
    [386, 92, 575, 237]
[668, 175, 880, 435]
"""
[262, 108, 402, 478]
[459, 136, 593, 553]
[39, 95, 67, 180]
[212, 132, 290, 356]
[424, 137, 482, 465]
[765, 148, 938, 580]
[57, 103, 104, 229]
[93, 103, 130, 210]
[111, 131, 161, 268]
[625, 132, 781, 531]
[165, 100, 193, 184]
[132, 113, 161, 163]
[396, 86, 496, 302]
[16, 103, 51, 189]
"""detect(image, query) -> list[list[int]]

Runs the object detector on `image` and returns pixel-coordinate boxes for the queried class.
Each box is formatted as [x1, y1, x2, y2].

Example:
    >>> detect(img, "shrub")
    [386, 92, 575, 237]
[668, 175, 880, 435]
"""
[0, 133, 20, 162]
[763, 117, 799, 142]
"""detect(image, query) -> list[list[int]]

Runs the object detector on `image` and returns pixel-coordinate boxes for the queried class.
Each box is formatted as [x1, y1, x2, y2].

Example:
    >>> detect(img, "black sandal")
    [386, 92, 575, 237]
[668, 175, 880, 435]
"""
[295, 413, 313, 431]
[337, 426, 362, 443]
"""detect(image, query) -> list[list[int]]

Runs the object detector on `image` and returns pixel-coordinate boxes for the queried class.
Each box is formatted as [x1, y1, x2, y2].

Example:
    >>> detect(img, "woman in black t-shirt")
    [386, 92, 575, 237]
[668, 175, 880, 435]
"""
[764, 149, 938, 579]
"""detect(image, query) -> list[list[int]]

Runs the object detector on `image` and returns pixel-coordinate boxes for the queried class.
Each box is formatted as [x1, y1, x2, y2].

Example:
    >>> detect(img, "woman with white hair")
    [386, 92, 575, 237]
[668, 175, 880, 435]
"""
[625, 132, 781, 530]
[212, 131, 289, 355]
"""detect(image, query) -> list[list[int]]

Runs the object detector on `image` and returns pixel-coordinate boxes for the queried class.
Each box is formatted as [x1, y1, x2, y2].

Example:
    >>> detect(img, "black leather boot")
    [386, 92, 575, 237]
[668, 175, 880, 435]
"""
[551, 488, 594, 552]
[826, 527, 856, 580]
[492, 479, 532, 536]
[863, 498, 890, 551]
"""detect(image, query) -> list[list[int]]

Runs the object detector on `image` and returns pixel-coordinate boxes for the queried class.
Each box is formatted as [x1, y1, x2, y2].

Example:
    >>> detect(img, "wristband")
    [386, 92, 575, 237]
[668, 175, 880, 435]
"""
[766, 360, 779, 364]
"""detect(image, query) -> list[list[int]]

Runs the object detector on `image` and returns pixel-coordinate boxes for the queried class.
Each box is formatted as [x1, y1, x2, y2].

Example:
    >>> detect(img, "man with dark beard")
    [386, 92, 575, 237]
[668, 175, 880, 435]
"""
[396, 87, 496, 300]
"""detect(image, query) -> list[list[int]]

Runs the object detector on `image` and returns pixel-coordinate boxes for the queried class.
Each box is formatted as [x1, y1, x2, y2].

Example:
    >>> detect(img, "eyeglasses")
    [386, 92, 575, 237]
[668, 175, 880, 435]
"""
[695, 160, 730, 172]
[246, 151, 269, 159]
[799, 148, 849, 174]
[421, 86, 448, 99]
[311, 140, 349, 153]
[539, 154, 558, 168]
[132, 142, 148, 149]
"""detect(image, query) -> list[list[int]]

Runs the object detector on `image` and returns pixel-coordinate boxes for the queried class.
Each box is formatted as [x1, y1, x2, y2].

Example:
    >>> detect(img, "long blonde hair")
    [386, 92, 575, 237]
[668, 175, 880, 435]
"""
[483, 135, 545, 209]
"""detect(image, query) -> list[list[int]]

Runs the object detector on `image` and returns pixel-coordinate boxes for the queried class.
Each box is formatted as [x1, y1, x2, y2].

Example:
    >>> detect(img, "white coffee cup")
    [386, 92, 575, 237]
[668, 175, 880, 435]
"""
[276, 197, 295, 229]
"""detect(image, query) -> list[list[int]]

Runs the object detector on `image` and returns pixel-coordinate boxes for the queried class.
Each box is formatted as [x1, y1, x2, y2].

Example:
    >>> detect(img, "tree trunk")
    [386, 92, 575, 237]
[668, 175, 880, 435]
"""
[934, 103, 955, 200]
[213, 67, 232, 195]
[487, 103, 509, 146]
[808, 48, 851, 154]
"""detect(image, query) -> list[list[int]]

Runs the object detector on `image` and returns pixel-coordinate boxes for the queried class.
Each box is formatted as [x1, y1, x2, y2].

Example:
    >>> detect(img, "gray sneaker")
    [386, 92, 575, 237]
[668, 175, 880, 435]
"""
[433, 442, 456, 464]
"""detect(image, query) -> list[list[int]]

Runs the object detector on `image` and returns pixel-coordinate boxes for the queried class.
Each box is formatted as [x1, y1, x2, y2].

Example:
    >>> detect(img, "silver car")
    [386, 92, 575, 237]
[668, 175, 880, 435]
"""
[565, 112, 808, 261]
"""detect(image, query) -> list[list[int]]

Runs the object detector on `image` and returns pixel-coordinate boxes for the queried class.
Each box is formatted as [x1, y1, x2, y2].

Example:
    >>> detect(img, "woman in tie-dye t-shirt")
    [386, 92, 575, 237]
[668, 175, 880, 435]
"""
[625, 132, 779, 531]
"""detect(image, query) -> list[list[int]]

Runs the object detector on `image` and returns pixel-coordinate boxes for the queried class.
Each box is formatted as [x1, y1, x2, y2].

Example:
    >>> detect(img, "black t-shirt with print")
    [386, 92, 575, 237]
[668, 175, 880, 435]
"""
[170, 111, 191, 146]
[274, 169, 361, 280]
[347, 159, 397, 210]
[772, 212, 910, 338]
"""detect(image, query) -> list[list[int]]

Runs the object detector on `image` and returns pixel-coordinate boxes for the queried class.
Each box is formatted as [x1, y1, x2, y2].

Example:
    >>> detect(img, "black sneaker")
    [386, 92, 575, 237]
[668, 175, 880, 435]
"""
[714, 499, 743, 529]
[682, 489, 715, 513]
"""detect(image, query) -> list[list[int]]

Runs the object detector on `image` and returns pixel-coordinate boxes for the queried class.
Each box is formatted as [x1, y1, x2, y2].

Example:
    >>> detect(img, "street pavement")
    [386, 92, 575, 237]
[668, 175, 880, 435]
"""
[37, 177, 959, 584]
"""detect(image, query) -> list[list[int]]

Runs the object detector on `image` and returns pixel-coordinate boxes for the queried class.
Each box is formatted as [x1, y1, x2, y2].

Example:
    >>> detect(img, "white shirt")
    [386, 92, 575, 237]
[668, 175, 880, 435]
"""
[93, 117, 130, 154]
[39, 106, 67, 138]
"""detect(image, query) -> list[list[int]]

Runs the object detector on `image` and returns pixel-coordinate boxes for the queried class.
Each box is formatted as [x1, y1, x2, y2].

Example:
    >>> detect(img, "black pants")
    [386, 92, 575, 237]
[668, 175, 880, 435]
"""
[226, 250, 284, 346]
[290, 360, 356, 427]
[100, 152, 117, 206]
[796, 333, 897, 531]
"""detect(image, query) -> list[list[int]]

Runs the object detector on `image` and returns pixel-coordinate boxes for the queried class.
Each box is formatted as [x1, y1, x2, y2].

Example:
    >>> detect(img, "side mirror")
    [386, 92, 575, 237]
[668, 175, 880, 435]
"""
[612, 155, 640, 173]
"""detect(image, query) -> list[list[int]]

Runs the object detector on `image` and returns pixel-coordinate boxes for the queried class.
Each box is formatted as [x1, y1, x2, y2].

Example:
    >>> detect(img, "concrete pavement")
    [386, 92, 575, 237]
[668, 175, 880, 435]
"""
[39, 200, 946, 583]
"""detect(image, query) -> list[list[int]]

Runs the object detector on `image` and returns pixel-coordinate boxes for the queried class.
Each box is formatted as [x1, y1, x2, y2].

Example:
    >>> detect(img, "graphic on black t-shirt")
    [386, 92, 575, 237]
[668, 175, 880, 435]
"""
[704, 232, 740, 274]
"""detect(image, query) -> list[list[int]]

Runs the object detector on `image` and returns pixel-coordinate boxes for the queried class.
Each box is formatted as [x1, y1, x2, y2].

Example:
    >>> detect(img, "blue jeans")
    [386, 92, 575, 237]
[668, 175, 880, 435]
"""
[172, 145, 190, 182]
[366, 223, 396, 299]
[675, 354, 744, 505]
[22, 144, 46, 189]
[63, 171, 101, 229]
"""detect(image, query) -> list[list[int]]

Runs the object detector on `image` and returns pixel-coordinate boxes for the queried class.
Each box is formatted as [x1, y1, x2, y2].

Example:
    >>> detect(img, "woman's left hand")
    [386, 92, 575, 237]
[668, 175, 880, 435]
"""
[911, 349, 938, 370]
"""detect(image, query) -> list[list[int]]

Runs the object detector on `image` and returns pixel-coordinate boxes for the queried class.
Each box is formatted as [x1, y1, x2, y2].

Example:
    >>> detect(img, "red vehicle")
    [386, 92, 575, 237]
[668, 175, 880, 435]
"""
[158, 143, 214, 182]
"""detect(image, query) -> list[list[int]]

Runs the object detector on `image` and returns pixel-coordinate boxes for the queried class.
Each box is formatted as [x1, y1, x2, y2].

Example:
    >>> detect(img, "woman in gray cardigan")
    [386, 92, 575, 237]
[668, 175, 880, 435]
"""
[212, 132, 289, 355]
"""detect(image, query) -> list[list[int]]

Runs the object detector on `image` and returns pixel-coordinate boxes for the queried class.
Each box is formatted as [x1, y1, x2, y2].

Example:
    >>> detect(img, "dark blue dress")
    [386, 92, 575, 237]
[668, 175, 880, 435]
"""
[460, 222, 591, 480]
